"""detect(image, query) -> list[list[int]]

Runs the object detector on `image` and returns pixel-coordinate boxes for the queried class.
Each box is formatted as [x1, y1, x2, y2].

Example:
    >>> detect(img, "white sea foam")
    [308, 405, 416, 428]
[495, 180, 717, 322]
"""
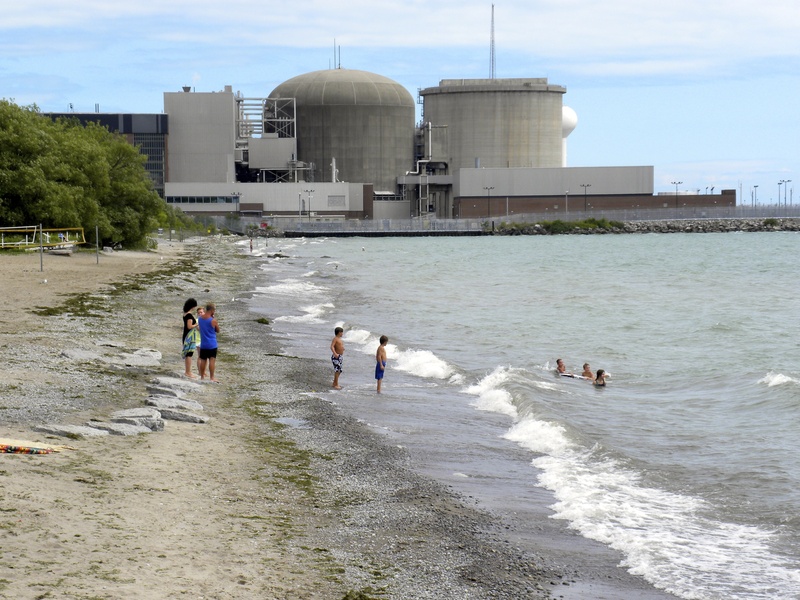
[505, 415, 800, 599]
[464, 367, 518, 419]
[343, 327, 374, 346]
[342, 328, 456, 380]
[254, 279, 325, 297]
[758, 371, 797, 387]
[274, 303, 333, 324]
[394, 349, 455, 380]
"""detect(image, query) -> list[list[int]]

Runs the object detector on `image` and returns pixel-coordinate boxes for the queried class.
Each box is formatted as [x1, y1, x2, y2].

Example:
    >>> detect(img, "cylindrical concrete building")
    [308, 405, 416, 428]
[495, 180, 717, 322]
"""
[419, 78, 566, 170]
[269, 68, 415, 191]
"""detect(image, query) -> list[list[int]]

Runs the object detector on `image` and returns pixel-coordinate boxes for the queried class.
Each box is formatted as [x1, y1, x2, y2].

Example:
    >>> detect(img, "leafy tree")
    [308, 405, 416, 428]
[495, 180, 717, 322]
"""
[0, 99, 176, 248]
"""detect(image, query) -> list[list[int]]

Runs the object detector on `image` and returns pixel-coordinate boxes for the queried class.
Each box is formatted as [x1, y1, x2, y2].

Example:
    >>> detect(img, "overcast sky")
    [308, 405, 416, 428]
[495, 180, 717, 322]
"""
[3, 0, 799, 203]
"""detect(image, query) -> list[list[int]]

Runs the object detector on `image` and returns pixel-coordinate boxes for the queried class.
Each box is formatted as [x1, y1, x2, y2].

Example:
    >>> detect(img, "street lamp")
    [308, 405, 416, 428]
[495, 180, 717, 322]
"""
[580, 183, 591, 211]
[671, 181, 682, 209]
[781, 179, 791, 208]
[303, 189, 314, 222]
[754, 184, 759, 205]
[565, 190, 569, 215]
[483, 186, 494, 218]
[778, 181, 784, 208]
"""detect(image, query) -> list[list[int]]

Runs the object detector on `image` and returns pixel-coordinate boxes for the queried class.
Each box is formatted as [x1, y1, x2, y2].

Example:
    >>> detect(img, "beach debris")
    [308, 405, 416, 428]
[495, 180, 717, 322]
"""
[0, 438, 75, 453]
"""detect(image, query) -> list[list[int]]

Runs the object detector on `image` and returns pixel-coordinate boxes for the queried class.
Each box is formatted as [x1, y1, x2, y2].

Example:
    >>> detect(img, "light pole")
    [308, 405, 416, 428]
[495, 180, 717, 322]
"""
[483, 186, 494, 219]
[565, 190, 569, 215]
[754, 185, 759, 206]
[303, 189, 314, 222]
[671, 181, 682, 209]
[580, 183, 591, 211]
[781, 179, 791, 207]
[778, 181, 784, 208]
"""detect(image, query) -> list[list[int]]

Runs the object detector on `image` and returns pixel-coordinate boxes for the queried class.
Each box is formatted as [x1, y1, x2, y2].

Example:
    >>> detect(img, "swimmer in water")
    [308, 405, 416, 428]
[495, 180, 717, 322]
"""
[594, 369, 607, 387]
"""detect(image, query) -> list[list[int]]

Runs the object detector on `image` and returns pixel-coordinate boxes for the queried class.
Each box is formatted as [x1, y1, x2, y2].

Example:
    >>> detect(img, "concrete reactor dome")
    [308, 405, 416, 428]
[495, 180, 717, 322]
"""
[270, 68, 415, 190]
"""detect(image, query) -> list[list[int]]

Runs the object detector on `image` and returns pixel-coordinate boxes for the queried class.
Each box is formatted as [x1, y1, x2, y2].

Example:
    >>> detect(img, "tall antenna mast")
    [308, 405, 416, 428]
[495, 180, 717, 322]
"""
[490, 3, 496, 79]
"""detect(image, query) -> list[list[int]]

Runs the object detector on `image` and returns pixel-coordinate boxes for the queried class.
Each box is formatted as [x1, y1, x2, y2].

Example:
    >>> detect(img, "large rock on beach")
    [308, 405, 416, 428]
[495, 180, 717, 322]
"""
[111, 407, 164, 431]
[157, 408, 209, 424]
[145, 384, 185, 398]
[60, 349, 102, 361]
[146, 396, 204, 412]
[150, 376, 203, 394]
[33, 424, 110, 438]
[86, 421, 153, 436]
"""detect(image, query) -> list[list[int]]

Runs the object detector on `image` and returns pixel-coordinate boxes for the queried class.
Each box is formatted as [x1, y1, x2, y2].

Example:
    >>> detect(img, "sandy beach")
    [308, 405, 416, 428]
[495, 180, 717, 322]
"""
[0, 237, 677, 599]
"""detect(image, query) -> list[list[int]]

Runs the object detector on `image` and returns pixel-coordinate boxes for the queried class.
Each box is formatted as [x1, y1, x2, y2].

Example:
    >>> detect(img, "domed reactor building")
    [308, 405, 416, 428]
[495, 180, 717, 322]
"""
[270, 69, 415, 191]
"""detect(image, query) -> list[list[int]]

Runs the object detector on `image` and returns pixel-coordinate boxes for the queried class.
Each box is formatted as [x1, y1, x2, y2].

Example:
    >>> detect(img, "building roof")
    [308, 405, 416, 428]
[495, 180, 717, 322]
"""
[270, 68, 414, 108]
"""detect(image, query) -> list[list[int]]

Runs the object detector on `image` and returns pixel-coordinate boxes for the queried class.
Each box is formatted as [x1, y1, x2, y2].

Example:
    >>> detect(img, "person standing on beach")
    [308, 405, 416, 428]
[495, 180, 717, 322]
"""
[198, 302, 220, 383]
[375, 335, 388, 393]
[330, 327, 344, 389]
[181, 298, 200, 378]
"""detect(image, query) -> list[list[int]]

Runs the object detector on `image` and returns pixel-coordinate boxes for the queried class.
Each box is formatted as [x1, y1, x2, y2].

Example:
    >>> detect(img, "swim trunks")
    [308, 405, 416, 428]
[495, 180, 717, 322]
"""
[375, 360, 386, 380]
[199, 348, 218, 360]
[331, 354, 343, 373]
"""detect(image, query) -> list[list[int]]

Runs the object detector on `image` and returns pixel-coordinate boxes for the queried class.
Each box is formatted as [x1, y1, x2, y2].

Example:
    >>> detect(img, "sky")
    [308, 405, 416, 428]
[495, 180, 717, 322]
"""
[2, 0, 799, 204]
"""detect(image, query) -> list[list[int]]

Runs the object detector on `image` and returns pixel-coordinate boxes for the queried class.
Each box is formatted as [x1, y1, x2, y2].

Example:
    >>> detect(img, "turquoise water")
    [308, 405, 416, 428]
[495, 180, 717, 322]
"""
[246, 232, 800, 599]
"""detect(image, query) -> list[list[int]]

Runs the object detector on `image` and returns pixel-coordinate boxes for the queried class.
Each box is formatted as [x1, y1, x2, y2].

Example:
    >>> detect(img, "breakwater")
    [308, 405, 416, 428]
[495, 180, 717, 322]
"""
[492, 217, 800, 235]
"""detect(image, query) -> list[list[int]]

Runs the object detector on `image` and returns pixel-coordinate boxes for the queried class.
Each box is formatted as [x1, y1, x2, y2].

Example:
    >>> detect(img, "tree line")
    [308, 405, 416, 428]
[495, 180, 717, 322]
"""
[0, 99, 198, 248]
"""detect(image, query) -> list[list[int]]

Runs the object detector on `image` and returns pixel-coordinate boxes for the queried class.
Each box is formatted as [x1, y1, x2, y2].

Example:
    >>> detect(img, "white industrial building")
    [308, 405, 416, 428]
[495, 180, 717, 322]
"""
[161, 68, 715, 222]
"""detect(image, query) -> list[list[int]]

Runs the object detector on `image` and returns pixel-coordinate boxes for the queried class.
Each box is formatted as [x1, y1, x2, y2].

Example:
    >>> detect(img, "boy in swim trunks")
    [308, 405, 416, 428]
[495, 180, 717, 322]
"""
[330, 327, 344, 389]
[375, 335, 388, 393]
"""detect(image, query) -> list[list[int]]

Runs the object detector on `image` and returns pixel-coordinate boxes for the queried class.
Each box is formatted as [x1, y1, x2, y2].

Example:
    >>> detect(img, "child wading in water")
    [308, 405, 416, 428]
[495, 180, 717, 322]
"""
[375, 335, 388, 393]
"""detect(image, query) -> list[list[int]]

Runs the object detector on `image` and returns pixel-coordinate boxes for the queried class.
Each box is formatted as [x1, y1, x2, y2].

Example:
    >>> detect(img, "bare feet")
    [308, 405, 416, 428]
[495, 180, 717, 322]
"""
[332, 384, 342, 390]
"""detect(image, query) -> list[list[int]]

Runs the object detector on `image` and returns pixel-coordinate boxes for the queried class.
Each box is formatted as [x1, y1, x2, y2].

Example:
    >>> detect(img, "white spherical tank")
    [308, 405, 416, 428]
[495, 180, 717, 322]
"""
[561, 105, 578, 167]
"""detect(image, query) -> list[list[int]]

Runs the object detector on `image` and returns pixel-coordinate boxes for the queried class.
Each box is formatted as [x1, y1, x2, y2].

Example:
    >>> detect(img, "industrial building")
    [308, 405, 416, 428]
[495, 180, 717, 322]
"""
[49, 67, 735, 222]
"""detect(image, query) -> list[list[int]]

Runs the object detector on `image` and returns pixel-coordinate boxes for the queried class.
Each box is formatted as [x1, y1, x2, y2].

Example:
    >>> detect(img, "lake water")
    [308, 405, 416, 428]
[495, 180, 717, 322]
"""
[244, 232, 800, 599]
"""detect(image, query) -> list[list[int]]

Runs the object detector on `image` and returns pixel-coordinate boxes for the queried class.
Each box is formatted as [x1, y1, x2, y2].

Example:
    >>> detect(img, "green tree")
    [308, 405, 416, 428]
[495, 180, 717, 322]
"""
[0, 100, 171, 248]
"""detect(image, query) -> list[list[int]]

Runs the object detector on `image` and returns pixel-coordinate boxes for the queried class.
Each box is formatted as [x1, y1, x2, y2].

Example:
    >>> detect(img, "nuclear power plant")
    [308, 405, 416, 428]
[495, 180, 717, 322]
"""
[51, 66, 735, 223]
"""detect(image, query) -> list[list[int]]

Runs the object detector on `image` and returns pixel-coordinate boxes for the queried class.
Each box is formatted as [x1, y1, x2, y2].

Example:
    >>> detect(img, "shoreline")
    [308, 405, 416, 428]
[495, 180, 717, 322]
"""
[0, 239, 678, 599]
